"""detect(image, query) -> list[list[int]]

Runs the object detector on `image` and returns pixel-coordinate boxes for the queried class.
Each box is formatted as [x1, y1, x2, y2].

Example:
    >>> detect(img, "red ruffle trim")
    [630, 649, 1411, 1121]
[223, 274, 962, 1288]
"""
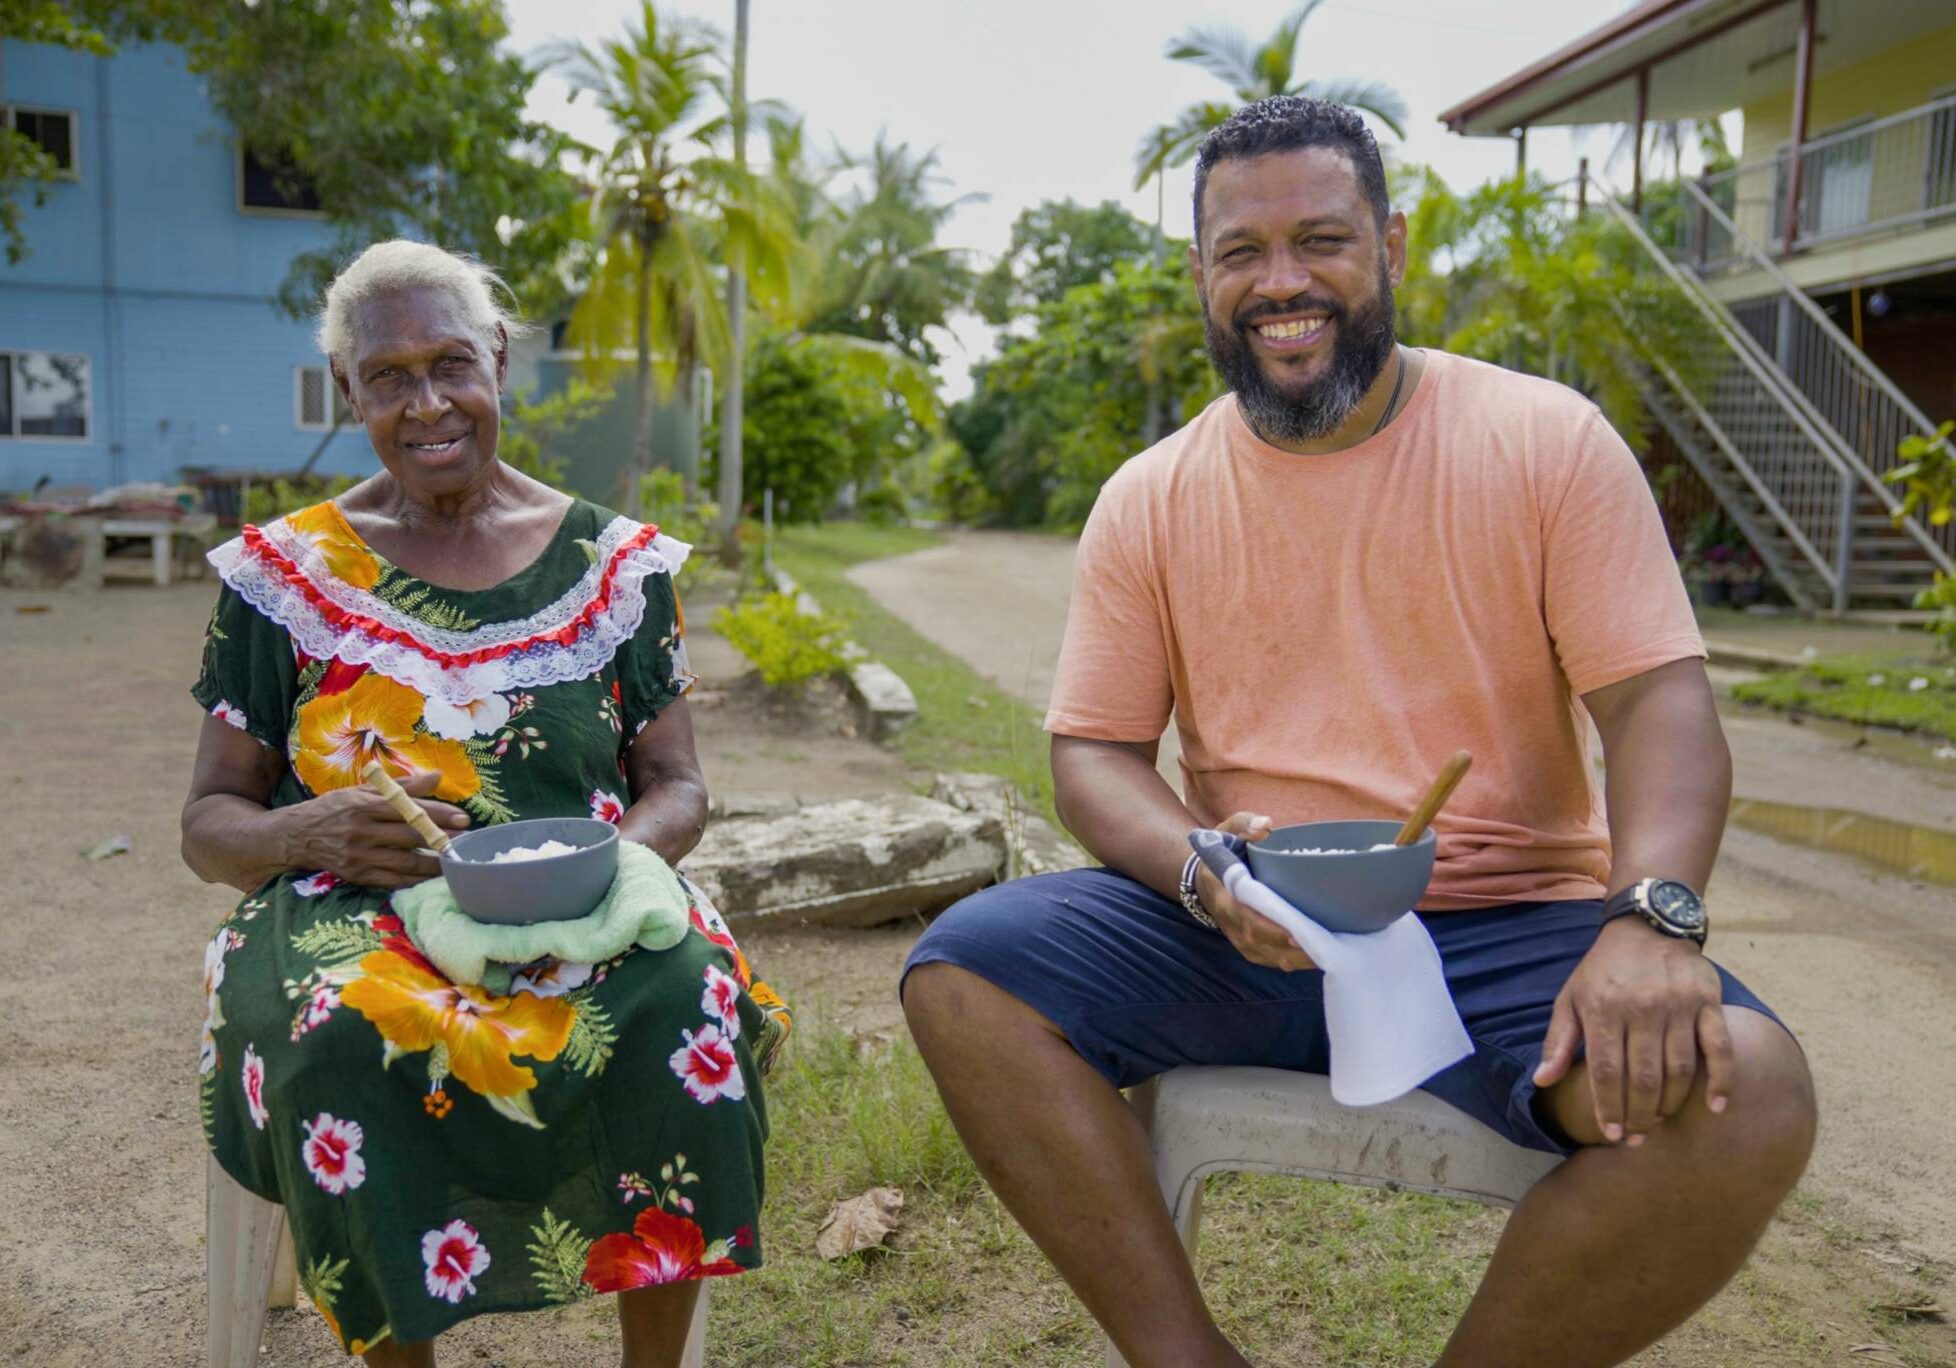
[238, 521, 663, 668]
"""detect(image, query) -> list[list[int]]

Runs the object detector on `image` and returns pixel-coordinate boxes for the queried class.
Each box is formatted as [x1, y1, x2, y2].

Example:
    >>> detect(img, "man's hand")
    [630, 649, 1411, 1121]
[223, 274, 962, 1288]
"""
[1534, 916, 1734, 1145]
[1193, 811, 1317, 972]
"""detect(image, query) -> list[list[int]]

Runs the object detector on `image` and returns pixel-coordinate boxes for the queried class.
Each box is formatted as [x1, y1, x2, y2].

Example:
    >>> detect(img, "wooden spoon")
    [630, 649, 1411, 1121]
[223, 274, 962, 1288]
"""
[1394, 750, 1473, 847]
[361, 760, 453, 856]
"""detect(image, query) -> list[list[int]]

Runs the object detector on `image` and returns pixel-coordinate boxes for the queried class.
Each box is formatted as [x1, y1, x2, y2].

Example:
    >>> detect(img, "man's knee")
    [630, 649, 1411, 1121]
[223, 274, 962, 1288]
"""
[1709, 1007, 1817, 1192]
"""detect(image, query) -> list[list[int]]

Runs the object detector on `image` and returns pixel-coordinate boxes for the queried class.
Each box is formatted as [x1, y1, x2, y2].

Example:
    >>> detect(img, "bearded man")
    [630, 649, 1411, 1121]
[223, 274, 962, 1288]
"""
[900, 97, 1815, 1367]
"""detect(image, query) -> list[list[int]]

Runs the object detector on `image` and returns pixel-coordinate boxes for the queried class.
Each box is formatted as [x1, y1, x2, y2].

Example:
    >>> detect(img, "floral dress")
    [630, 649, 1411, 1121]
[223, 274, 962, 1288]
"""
[192, 499, 789, 1355]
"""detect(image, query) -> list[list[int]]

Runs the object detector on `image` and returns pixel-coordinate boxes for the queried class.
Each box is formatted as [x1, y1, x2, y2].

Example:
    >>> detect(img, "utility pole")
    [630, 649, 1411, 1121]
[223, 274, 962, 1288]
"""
[715, 0, 750, 562]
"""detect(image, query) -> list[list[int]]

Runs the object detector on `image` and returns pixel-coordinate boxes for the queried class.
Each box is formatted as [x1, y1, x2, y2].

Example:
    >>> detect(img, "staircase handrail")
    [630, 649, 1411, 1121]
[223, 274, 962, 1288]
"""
[1673, 176, 1952, 575]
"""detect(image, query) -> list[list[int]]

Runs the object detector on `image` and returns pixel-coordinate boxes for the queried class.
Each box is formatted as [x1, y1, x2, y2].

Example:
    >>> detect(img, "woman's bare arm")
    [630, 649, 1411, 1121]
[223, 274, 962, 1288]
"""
[619, 697, 710, 867]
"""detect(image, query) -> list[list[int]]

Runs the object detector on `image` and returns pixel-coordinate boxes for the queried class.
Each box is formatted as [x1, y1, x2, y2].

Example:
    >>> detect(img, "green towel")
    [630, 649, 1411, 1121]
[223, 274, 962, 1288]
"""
[394, 841, 693, 993]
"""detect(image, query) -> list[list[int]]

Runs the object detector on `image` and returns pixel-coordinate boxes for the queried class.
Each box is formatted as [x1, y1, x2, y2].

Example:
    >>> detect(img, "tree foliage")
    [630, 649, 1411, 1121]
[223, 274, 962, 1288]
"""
[951, 252, 1219, 528]
[974, 199, 1156, 325]
[198, 0, 583, 319]
[1394, 168, 1716, 446]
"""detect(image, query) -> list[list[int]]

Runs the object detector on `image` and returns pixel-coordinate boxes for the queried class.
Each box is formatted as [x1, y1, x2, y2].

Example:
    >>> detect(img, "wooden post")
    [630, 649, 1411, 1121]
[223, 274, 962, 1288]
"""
[1577, 156, 1589, 216]
[1515, 127, 1528, 177]
[1632, 67, 1650, 215]
[1782, 0, 1818, 256]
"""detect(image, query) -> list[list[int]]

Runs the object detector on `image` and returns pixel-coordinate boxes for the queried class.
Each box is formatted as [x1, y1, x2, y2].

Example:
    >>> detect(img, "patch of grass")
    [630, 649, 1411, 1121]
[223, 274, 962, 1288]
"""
[709, 1025, 1494, 1366]
[773, 523, 1059, 822]
[1730, 652, 1956, 741]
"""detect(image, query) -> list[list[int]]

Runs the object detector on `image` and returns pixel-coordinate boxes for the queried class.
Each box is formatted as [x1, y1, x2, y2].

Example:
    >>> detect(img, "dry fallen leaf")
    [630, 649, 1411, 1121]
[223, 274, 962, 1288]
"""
[815, 1186, 903, 1260]
[1873, 1299, 1946, 1320]
[82, 835, 132, 861]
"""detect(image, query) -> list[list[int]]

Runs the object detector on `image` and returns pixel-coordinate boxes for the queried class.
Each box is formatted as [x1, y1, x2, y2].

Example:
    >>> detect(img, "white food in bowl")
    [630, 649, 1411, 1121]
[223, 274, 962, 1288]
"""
[482, 839, 582, 864]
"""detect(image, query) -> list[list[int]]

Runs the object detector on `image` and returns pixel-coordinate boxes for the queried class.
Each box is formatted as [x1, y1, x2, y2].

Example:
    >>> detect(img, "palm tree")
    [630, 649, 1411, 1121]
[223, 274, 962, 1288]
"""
[1133, 0, 1408, 191]
[811, 134, 981, 365]
[553, 1, 796, 511]
[714, 0, 751, 559]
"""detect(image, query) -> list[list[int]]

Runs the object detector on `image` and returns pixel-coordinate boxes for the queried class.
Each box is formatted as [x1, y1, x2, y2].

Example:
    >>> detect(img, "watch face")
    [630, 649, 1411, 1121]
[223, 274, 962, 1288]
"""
[1649, 881, 1706, 928]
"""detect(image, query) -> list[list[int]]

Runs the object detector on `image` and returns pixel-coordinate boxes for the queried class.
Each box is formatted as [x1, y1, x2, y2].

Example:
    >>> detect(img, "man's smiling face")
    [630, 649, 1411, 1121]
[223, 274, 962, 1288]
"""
[1192, 145, 1406, 444]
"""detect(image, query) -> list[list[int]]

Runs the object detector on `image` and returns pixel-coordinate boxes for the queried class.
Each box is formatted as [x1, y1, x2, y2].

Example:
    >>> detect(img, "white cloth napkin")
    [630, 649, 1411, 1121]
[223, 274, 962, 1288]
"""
[1218, 862, 1473, 1107]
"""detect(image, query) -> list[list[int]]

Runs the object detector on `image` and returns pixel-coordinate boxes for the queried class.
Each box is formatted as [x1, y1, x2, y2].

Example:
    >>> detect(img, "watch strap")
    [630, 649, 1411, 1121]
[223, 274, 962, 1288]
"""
[1178, 851, 1219, 930]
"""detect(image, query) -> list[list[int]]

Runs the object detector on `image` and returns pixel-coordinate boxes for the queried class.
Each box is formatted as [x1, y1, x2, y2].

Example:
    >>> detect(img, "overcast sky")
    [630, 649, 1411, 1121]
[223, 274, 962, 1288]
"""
[503, 0, 1680, 396]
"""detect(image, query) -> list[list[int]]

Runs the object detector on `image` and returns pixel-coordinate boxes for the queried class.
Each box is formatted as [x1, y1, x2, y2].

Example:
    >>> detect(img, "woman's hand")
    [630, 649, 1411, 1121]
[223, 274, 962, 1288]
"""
[291, 770, 471, 889]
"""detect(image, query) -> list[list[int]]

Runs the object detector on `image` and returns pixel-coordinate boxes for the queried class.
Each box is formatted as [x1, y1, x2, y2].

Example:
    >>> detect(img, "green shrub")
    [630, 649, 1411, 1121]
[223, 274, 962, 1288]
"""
[500, 379, 614, 491]
[634, 468, 721, 575]
[714, 592, 848, 688]
[856, 482, 907, 527]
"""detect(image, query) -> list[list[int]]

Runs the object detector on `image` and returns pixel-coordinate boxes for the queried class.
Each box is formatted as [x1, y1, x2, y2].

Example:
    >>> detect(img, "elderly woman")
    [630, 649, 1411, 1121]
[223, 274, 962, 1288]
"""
[182, 240, 788, 1366]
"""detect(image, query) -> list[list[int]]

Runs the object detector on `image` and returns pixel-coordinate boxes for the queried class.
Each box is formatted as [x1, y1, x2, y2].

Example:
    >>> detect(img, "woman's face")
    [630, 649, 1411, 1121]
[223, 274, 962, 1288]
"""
[336, 286, 506, 498]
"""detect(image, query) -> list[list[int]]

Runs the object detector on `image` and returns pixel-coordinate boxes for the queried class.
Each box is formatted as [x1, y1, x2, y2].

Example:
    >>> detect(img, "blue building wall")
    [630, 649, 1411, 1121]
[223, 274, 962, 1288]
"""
[0, 39, 369, 492]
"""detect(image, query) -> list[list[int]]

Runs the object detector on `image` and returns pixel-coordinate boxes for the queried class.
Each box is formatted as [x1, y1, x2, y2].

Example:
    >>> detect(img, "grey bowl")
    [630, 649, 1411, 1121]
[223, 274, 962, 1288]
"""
[1244, 820, 1436, 934]
[438, 817, 620, 925]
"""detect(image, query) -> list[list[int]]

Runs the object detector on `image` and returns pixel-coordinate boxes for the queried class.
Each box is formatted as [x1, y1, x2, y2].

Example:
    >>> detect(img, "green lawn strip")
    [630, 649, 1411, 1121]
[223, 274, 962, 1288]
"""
[1729, 652, 1956, 742]
[773, 524, 1060, 823]
[708, 1026, 1496, 1366]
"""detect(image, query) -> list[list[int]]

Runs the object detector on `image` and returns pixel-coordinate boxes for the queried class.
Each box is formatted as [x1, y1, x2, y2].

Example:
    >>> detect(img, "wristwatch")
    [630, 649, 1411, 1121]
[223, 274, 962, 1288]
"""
[1602, 877, 1709, 946]
[1178, 852, 1219, 930]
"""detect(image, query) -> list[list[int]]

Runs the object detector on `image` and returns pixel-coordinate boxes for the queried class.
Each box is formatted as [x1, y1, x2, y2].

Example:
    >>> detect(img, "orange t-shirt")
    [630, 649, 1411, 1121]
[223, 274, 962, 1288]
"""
[1044, 350, 1705, 910]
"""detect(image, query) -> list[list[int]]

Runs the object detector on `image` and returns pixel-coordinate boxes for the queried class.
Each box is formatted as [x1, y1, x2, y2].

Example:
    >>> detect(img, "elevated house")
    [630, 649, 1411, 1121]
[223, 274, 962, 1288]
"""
[1442, 0, 1956, 615]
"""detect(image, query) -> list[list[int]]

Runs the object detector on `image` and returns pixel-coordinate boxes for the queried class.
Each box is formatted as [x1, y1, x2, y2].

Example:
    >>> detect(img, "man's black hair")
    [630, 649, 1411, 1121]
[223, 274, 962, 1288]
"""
[1192, 96, 1390, 247]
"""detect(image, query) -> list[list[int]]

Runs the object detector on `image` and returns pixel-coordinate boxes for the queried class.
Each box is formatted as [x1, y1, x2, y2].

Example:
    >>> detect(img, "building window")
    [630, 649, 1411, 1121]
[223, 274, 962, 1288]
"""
[240, 145, 322, 214]
[5, 105, 77, 178]
[0, 351, 92, 440]
[295, 365, 353, 430]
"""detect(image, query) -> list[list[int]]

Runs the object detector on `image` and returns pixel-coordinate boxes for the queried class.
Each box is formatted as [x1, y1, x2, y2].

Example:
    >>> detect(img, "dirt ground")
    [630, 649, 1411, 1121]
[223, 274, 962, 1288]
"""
[3, 545, 1954, 1366]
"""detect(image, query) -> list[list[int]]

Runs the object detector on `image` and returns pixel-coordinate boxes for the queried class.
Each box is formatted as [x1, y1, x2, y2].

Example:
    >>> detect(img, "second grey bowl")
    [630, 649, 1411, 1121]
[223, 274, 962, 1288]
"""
[1244, 820, 1436, 934]
[438, 817, 620, 925]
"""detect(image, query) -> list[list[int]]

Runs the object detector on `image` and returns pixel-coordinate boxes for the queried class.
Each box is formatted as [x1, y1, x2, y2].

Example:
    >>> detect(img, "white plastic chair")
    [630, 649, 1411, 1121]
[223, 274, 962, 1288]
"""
[1105, 1067, 1565, 1368]
[205, 1157, 710, 1366]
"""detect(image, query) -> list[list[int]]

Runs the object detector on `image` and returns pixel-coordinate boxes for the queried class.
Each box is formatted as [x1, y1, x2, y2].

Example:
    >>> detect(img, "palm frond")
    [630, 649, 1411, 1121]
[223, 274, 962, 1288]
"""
[1165, 25, 1261, 93]
[1294, 78, 1409, 139]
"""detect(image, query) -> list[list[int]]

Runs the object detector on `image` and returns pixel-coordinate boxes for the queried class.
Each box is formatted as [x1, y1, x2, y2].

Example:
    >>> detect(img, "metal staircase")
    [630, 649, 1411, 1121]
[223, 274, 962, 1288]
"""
[1587, 170, 1952, 614]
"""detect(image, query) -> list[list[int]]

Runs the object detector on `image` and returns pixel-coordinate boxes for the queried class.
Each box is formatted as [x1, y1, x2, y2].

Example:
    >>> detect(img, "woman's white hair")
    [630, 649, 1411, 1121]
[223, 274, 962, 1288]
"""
[315, 240, 529, 372]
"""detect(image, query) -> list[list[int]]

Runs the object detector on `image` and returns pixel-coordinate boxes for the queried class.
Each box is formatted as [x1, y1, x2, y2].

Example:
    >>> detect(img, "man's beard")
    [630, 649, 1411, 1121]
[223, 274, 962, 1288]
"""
[1203, 269, 1398, 444]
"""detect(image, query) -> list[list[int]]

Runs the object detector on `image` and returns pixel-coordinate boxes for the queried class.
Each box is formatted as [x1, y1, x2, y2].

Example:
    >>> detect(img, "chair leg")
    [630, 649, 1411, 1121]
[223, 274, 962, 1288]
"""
[679, 1282, 710, 1368]
[268, 1229, 298, 1310]
[206, 1155, 286, 1368]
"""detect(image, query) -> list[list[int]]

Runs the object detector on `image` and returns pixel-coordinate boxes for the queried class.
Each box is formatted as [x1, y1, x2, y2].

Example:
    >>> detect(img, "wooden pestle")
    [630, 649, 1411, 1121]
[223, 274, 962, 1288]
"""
[361, 760, 453, 855]
[1394, 750, 1473, 847]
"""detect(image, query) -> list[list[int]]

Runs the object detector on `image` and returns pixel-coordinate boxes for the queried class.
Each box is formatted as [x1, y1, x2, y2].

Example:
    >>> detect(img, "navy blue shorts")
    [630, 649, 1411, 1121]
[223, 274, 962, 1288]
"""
[902, 868, 1785, 1156]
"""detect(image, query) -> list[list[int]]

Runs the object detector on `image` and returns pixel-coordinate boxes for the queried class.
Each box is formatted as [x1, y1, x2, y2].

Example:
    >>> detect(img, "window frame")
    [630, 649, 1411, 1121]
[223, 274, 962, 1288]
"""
[236, 142, 325, 220]
[0, 349, 94, 443]
[293, 364, 353, 432]
[4, 103, 81, 182]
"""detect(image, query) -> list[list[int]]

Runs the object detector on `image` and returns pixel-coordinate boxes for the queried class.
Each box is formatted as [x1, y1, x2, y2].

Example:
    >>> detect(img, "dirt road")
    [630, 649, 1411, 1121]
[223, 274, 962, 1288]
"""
[851, 529, 1956, 1274]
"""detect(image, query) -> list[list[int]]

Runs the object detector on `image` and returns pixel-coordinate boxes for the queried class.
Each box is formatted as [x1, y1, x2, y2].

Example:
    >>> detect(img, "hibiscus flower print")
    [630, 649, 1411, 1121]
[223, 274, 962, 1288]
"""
[669, 1024, 745, 1105]
[293, 671, 479, 802]
[212, 699, 248, 731]
[292, 980, 341, 1041]
[509, 959, 594, 999]
[302, 1113, 367, 1195]
[285, 503, 381, 591]
[699, 964, 741, 1040]
[292, 871, 343, 898]
[340, 948, 574, 1118]
[589, 789, 625, 825]
[582, 1207, 740, 1293]
[422, 692, 513, 741]
[422, 1219, 490, 1303]
[241, 1045, 269, 1130]
[199, 931, 230, 1075]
